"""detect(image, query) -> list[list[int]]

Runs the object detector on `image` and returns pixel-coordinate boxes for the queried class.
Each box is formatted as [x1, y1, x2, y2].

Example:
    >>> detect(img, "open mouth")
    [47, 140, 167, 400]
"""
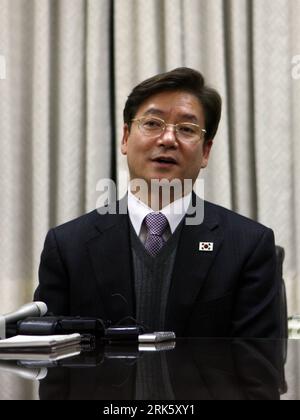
[152, 156, 178, 165]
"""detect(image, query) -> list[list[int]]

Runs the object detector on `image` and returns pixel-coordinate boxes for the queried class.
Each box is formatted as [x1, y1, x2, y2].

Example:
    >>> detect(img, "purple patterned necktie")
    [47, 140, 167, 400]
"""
[144, 212, 169, 257]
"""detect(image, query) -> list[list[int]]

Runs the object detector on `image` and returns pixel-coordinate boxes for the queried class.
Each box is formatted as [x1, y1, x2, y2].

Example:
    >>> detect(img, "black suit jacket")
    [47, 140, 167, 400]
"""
[34, 195, 280, 338]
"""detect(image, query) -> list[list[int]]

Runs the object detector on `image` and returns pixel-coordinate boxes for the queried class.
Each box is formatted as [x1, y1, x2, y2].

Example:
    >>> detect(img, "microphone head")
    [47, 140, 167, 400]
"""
[34, 302, 48, 317]
[3, 302, 48, 326]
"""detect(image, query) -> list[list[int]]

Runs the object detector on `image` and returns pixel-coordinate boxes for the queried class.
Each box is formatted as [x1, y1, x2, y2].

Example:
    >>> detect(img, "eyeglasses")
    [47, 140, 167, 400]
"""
[131, 116, 206, 143]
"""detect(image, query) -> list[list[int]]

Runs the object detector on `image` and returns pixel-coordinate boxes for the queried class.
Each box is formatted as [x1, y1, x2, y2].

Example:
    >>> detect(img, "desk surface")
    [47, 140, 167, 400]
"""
[0, 338, 298, 400]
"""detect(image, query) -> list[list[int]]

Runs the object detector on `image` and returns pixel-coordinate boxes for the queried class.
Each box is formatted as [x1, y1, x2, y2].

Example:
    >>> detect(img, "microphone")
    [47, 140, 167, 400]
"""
[3, 302, 48, 324]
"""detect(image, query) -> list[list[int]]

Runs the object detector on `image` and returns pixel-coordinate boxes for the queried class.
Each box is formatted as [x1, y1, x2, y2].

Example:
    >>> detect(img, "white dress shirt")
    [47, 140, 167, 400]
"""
[128, 189, 192, 244]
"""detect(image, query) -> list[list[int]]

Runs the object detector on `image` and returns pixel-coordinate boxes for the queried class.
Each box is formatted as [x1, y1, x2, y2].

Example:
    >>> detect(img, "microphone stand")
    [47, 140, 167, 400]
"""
[0, 315, 6, 340]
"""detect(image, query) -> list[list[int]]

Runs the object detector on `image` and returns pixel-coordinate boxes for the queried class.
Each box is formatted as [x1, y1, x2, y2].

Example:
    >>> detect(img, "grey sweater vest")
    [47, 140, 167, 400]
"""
[130, 221, 183, 332]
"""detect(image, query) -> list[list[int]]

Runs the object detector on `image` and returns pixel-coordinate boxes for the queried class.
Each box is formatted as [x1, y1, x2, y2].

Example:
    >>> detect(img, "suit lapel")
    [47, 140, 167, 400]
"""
[86, 207, 135, 324]
[166, 199, 224, 335]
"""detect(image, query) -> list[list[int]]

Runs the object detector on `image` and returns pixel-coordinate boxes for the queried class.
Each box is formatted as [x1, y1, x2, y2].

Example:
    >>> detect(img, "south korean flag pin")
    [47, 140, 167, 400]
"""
[199, 242, 214, 252]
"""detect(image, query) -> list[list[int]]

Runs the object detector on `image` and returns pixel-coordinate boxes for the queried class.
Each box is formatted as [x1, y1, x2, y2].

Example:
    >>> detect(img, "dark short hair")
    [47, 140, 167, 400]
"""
[123, 67, 222, 141]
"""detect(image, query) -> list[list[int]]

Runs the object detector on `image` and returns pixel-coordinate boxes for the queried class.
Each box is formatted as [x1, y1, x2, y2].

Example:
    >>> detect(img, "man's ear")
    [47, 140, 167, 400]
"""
[201, 140, 213, 168]
[121, 124, 130, 155]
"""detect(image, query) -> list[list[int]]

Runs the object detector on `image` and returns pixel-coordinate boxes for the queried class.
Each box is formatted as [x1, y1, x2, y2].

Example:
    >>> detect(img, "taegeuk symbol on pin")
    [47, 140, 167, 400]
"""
[199, 242, 214, 252]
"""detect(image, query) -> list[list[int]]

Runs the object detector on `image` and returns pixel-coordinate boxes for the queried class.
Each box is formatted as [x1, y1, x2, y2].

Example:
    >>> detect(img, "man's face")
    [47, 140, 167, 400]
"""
[121, 90, 213, 189]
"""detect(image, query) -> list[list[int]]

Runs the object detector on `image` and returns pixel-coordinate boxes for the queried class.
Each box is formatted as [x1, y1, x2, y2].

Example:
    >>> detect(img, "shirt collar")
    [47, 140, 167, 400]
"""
[128, 189, 192, 236]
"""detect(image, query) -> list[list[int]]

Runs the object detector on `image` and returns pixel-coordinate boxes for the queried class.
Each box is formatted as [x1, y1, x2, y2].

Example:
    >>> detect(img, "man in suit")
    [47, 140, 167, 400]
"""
[34, 68, 280, 338]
